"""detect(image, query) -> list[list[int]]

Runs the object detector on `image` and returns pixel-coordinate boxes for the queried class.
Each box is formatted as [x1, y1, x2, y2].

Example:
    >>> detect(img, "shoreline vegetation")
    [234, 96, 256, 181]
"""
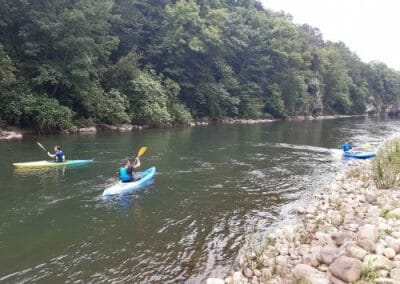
[206, 138, 400, 284]
[2, 0, 400, 135]
[0, 113, 370, 140]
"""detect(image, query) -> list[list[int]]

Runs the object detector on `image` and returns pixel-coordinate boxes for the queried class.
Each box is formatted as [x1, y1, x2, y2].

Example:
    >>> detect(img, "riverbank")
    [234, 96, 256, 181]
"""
[208, 138, 400, 284]
[0, 114, 370, 140]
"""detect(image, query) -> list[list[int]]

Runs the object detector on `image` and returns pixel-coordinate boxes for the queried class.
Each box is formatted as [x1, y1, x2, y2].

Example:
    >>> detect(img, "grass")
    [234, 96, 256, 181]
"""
[358, 261, 379, 282]
[372, 138, 400, 189]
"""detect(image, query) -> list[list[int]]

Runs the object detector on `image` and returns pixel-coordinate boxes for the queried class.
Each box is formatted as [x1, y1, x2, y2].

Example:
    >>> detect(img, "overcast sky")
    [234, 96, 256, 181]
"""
[261, 0, 400, 70]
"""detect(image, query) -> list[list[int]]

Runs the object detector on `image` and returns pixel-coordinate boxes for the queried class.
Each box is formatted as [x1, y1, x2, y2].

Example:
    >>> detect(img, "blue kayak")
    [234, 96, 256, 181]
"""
[343, 151, 376, 159]
[103, 167, 156, 196]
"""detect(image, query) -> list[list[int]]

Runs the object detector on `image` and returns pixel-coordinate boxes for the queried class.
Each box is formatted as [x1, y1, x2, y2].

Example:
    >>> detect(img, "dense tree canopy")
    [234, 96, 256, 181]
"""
[1, 0, 399, 132]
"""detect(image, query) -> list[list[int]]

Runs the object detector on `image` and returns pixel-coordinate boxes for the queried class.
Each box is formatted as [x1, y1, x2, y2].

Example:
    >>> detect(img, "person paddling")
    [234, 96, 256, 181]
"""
[119, 158, 141, 182]
[47, 145, 65, 162]
[341, 141, 353, 152]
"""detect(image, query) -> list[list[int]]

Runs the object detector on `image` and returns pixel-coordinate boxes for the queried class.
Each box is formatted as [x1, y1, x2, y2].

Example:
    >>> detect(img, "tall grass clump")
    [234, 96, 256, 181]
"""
[372, 138, 400, 189]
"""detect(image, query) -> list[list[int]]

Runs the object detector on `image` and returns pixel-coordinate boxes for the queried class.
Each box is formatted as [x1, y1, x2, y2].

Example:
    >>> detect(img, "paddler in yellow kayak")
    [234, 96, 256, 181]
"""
[47, 145, 65, 162]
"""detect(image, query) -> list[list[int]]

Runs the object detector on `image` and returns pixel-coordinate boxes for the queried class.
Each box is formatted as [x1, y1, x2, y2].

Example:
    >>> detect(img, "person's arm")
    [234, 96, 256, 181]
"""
[47, 152, 55, 159]
[133, 157, 141, 170]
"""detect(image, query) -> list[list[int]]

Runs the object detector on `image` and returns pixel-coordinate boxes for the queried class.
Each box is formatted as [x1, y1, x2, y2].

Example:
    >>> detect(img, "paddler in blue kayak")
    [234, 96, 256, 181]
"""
[47, 145, 65, 162]
[119, 158, 141, 182]
[341, 141, 353, 152]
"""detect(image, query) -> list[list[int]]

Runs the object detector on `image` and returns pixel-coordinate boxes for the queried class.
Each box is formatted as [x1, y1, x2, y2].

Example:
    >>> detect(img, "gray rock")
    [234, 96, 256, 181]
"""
[292, 264, 328, 284]
[328, 274, 347, 284]
[363, 254, 391, 270]
[297, 206, 306, 214]
[390, 268, 400, 280]
[366, 193, 378, 203]
[345, 245, 368, 260]
[388, 239, 400, 253]
[318, 245, 340, 265]
[253, 269, 261, 277]
[375, 277, 396, 284]
[315, 232, 334, 246]
[383, 247, 396, 259]
[357, 238, 376, 252]
[331, 232, 352, 246]
[207, 278, 225, 284]
[0, 130, 23, 140]
[329, 255, 362, 283]
[243, 267, 253, 278]
[78, 126, 97, 133]
[358, 224, 378, 242]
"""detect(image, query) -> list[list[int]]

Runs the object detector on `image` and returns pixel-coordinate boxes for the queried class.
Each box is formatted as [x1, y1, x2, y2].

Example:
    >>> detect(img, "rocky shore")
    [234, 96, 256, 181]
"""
[208, 156, 400, 283]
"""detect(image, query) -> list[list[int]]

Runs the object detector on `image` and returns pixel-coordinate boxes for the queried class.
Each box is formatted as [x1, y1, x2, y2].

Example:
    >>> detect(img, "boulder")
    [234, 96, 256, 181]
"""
[390, 268, 400, 280]
[383, 248, 396, 259]
[357, 239, 376, 252]
[0, 130, 23, 140]
[329, 255, 362, 283]
[374, 277, 396, 284]
[331, 232, 352, 246]
[318, 245, 341, 265]
[358, 224, 378, 242]
[345, 245, 367, 260]
[292, 264, 328, 284]
[78, 126, 97, 133]
[206, 278, 225, 284]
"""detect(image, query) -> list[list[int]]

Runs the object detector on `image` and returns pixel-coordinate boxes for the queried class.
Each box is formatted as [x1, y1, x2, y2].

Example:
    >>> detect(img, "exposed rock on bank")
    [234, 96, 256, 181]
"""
[0, 129, 22, 140]
[210, 160, 400, 283]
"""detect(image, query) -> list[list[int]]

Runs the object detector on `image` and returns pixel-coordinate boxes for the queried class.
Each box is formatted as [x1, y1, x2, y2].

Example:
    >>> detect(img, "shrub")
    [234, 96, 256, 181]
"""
[372, 138, 400, 188]
[20, 94, 73, 133]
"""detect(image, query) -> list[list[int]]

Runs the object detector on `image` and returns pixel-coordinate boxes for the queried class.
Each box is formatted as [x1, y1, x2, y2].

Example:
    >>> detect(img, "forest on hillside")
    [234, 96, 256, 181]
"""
[1, 0, 400, 133]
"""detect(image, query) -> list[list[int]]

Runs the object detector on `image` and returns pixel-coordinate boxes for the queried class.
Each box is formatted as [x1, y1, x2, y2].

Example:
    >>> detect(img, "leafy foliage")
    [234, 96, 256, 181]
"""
[1, 0, 400, 132]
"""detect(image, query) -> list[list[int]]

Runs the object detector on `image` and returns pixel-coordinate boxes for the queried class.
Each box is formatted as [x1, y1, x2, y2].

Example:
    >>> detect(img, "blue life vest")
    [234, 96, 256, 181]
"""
[119, 167, 133, 182]
[342, 143, 352, 152]
[55, 150, 65, 162]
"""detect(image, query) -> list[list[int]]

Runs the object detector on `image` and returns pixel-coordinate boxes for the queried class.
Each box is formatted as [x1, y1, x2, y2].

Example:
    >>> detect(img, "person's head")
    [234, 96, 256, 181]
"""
[121, 159, 130, 167]
[54, 145, 61, 151]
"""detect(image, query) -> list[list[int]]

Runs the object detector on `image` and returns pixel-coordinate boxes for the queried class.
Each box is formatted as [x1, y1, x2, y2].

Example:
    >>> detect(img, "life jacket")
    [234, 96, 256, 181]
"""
[119, 167, 133, 182]
[55, 150, 65, 162]
[342, 143, 352, 152]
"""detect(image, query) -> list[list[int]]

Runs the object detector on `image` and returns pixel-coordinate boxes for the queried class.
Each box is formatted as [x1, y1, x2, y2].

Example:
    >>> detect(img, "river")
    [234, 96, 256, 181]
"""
[0, 116, 399, 283]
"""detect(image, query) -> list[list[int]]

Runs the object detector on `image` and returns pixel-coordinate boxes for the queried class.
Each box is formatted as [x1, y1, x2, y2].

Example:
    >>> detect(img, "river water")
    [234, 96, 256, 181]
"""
[0, 117, 399, 283]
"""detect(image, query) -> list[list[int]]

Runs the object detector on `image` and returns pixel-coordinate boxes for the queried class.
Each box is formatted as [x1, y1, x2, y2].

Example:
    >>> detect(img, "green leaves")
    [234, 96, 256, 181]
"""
[1, 0, 400, 132]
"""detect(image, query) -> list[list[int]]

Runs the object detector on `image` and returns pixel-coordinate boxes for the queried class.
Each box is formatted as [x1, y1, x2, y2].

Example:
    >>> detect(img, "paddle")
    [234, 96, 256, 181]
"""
[136, 146, 147, 159]
[37, 142, 48, 153]
[362, 143, 371, 149]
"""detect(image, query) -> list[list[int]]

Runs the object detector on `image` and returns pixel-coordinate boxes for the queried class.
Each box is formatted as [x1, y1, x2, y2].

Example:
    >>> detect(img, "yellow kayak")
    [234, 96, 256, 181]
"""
[13, 160, 93, 168]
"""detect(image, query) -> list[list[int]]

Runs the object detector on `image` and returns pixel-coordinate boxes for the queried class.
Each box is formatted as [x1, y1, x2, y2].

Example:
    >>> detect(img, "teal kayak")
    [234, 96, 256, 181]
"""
[103, 167, 156, 196]
[343, 151, 376, 159]
[13, 159, 94, 168]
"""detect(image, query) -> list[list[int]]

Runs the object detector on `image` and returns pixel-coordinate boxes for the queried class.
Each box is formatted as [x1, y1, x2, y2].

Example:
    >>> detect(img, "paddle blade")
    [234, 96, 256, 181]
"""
[137, 146, 148, 158]
[362, 143, 371, 148]
[37, 142, 47, 152]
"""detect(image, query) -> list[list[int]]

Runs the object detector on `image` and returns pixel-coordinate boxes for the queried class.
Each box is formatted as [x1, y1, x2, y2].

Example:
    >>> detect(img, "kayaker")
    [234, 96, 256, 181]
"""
[341, 141, 353, 152]
[119, 158, 141, 182]
[47, 145, 65, 162]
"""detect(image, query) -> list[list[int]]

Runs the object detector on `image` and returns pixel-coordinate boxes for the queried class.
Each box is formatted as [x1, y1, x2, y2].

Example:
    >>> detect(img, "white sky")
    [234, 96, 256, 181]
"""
[261, 0, 400, 70]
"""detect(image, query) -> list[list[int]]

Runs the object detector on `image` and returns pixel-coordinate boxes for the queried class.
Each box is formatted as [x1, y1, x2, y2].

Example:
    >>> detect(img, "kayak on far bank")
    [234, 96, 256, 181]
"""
[13, 159, 94, 168]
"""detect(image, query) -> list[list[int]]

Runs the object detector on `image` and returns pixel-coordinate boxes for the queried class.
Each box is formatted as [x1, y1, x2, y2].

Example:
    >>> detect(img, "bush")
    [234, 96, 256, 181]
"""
[20, 95, 74, 133]
[169, 103, 192, 124]
[372, 138, 400, 188]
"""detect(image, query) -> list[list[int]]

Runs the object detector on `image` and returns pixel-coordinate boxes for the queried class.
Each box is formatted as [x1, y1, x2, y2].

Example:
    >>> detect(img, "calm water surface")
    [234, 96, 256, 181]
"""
[0, 117, 399, 283]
